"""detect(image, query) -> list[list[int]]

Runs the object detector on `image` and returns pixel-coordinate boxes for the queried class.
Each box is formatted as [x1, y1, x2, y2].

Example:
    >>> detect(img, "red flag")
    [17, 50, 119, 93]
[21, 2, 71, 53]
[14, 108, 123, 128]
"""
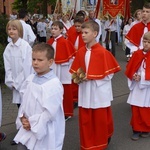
[103, 0, 126, 18]
[95, 0, 101, 18]
[124, 0, 131, 21]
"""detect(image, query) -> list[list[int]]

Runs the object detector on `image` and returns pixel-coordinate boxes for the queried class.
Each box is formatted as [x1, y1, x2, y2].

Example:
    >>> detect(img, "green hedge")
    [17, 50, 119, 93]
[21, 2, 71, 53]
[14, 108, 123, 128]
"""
[0, 44, 5, 83]
[0, 14, 8, 83]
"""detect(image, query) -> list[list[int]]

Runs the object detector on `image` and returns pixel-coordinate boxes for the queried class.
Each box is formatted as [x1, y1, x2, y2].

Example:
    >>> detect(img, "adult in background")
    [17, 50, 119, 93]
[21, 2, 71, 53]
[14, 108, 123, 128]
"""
[88, 10, 102, 43]
[18, 9, 36, 46]
[104, 15, 117, 57]
[123, 17, 134, 61]
[132, 9, 142, 26]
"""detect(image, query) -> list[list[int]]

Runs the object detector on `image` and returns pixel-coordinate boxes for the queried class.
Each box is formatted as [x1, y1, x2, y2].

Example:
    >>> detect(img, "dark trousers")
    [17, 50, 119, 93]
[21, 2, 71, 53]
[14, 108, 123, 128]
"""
[125, 46, 131, 56]
[39, 37, 46, 43]
[106, 31, 116, 57]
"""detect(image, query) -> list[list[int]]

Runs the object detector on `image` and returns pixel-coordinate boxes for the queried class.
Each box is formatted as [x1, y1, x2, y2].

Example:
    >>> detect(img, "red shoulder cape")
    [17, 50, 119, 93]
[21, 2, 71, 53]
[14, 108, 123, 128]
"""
[47, 36, 76, 64]
[125, 22, 150, 47]
[125, 49, 150, 80]
[67, 26, 85, 50]
[70, 43, 121, 80]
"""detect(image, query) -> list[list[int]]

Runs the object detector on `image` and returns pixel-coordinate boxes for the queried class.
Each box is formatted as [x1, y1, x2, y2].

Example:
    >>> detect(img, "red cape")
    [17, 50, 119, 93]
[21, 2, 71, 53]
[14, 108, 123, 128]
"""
[125, 49, 150, 80]
[47, 36, 76, 64]
[70, 43, 121, 80]
[67, 26, 85, 50]
[126, 22, 150, 47]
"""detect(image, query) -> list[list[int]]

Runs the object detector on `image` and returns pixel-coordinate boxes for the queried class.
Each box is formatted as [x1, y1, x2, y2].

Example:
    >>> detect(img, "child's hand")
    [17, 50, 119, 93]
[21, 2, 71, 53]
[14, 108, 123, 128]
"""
[20, 115, 31, 131]
[133, 74, 141, 82]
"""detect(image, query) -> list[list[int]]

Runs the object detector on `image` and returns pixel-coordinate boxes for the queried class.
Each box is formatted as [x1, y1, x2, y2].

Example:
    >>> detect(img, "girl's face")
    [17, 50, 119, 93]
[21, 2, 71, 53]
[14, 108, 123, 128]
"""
[7, 25, 19, 43]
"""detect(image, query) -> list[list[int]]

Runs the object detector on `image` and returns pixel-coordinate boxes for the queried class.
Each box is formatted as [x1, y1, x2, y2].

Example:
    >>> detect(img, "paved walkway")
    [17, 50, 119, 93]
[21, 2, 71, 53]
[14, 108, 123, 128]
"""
[0, 44, 149, 150]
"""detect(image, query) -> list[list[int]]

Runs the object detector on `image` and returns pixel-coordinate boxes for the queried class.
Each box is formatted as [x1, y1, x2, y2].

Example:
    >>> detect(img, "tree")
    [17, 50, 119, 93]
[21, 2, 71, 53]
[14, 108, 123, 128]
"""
[12, 0, 57, 16]
[130, 0, 150, 14]
[12, 0, 28, 10]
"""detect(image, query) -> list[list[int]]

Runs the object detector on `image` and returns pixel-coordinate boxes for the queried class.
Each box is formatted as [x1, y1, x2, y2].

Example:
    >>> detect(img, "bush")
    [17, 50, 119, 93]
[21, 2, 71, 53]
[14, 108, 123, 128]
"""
[0, 14, 9, 46]
[0, 44, 5, 83]
[0, 14, 8, 83]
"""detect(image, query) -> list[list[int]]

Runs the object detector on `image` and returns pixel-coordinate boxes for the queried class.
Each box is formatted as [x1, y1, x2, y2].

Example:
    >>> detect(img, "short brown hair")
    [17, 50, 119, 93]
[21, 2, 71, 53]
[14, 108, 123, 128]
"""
[143, 31, 150, 41]
[32, 43, 54, 60]
[81, 20, 99, 33]
[143, 2, 150, 9]
[74, 17, 84, 24]
[51, 21, 64, 29]
[6, 19, 23, 38]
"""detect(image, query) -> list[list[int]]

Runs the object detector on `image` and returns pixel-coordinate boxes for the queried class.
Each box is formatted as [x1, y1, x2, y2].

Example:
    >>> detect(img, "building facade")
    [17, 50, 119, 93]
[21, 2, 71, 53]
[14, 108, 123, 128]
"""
[0, 0, 14, 15]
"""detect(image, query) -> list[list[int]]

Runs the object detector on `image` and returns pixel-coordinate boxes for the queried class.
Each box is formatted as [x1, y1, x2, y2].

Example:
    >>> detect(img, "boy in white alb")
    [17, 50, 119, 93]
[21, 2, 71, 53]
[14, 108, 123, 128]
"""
[14, 43, 65, 150]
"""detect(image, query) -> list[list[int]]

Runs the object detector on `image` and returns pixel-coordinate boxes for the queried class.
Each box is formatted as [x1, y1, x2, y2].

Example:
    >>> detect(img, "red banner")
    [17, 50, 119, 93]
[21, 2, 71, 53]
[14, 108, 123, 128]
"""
[103, 0, 126, 17]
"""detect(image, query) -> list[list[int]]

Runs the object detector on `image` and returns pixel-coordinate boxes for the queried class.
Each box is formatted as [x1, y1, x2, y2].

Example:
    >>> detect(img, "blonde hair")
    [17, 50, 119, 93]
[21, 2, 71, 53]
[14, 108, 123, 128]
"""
[81, 20, 99, 33]
[6, 19, 23, 38]
[143, 32, 150, 41]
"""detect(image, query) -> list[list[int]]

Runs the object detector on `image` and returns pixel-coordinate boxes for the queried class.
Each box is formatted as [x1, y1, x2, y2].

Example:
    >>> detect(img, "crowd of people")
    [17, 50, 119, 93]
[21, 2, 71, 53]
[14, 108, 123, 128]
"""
[0, 2, 150, 150]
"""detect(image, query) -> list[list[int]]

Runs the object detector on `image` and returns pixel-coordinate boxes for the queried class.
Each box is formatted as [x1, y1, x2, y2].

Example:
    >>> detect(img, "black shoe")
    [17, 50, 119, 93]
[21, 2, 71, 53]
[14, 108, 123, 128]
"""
[65, 116, 71, 121]
[74, 102, 78, 109]
[0, 132, 6, 142]
[108, 137, 111, 145]
[10, 140, 17, 145]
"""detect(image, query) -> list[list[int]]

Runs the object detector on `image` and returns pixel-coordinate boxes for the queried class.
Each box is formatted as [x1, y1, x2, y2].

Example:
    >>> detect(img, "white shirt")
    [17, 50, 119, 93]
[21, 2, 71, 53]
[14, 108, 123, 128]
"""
[78, 47, 114, 108]
[3, 38, 33, 103]
[104, 19, 117, 32]
[19, 20, 36, 46]
[94, 18, 102, 42]
[51, 35, 73, 84]
[14, 73, 65, 150]
[39, 22, 47, 37]
[127, 58, 150, 107]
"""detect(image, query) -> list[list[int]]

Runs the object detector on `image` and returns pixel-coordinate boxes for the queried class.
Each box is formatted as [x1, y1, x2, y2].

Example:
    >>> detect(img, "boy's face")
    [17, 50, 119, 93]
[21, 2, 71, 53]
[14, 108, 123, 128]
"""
[82, 28, 97, 44]
[74, 22, 82, 32]
[51, 25, 63, 38]
[7, 25, 19, 42]
[142, 7, 150, 22]
[32, 51, 53, 76]
[143, 39, 150, 52]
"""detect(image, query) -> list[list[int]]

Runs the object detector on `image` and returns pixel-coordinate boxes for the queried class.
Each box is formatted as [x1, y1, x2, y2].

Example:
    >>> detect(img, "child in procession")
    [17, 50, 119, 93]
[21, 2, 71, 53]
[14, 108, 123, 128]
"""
[14, 43, 65, 150]
[125, 31, 150, 141]
[70, 20, 121, 150]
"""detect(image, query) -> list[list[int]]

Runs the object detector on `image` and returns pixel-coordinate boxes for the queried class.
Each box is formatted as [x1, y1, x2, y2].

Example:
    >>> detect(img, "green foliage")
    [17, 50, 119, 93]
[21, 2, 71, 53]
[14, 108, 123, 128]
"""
[0, 44, 5, 83]
[12, 0, 28, 11]
[12, 0, 57, 15]
[0, 14, 8, 83]
[0, 14, 9, 46]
